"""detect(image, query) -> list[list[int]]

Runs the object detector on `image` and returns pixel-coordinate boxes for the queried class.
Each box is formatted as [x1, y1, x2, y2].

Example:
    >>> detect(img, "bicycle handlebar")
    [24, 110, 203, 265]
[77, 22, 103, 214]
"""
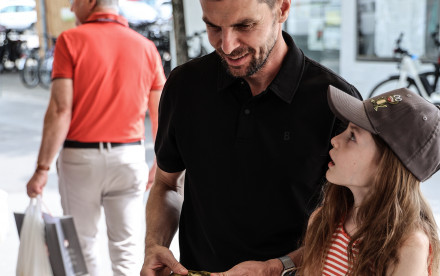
[431, 24, 440, 48]
[393, 32, 410, 56]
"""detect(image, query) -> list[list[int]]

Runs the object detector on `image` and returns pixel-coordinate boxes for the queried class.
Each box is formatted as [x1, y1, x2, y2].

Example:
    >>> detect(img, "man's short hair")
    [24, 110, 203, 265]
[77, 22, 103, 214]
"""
[204, 0, 277, 9]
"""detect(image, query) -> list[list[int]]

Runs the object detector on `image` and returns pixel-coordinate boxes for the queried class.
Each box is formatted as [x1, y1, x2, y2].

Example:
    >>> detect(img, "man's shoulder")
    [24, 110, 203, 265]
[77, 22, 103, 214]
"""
[57, 24, 90, 42]
[161, 52, 221, 101]
[168, 52, 219, 81]
[175, 52, 218, 71]
[302, 56, 361, 99]
[59, 23, 154, 50]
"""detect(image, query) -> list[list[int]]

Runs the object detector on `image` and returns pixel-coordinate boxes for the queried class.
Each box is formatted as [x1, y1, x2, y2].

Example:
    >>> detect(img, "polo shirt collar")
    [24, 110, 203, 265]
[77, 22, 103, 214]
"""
[217, 31, 305, 104]
[84, 12, 129, 27]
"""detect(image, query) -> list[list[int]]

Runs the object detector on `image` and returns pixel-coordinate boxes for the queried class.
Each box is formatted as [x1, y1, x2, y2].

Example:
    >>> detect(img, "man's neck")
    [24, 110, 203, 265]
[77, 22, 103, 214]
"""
[244, 33, 289, 96]
[93, 5, 119, 15]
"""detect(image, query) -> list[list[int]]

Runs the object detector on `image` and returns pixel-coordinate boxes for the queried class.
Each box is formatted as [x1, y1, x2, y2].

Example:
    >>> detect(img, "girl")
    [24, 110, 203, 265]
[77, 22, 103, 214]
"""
[298, 86, 440, 275]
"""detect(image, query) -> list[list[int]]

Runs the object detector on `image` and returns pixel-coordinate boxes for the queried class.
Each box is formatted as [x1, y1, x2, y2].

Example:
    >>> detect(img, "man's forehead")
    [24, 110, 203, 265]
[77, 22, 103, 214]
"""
[200, 0, 266, 8]
[201, 0, 274, 6]
[200, 0, 268, 23]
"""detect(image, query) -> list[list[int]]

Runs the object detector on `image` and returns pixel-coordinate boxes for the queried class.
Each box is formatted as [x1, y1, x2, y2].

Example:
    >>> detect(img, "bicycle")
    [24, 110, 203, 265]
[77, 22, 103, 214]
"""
[187, 30, 208, 59]
[369, 33, 440, 104]
[20, 46, 40, 88]
[38, 36, 56, 89]
[20, 35, 56, 89]
[0, 27, 29, 72]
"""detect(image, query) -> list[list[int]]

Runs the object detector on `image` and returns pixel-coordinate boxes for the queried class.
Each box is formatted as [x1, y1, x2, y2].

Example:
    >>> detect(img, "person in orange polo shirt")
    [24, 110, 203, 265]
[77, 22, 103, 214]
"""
[25, 0, 166, 274]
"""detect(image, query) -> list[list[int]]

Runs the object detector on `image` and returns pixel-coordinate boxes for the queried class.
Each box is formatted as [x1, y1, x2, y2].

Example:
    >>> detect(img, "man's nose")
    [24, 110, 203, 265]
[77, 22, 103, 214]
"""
[221, 29, 240, 55]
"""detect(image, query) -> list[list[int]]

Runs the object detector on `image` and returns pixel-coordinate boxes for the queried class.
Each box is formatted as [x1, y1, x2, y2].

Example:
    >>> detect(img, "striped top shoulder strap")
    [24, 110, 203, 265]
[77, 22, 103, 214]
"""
[322, 222, 358, 276]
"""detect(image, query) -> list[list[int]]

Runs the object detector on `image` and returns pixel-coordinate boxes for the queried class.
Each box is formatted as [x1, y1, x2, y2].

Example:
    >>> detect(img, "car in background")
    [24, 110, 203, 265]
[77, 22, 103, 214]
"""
[155, 0, 172, 21]
[119, 0, 158, 27]
[0, 0, 37, 31]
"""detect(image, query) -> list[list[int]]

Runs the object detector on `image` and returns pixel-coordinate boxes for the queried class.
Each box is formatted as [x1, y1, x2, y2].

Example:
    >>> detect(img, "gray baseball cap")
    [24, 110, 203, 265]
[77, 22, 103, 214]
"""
[328, 85, 440, 182]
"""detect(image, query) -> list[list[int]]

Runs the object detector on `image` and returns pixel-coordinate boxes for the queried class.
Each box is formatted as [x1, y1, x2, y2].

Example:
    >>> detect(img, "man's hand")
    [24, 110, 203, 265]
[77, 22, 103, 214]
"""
[26, 170, 48, 197]
[140, 244, 188, 276]
[210, 259, 283, 276]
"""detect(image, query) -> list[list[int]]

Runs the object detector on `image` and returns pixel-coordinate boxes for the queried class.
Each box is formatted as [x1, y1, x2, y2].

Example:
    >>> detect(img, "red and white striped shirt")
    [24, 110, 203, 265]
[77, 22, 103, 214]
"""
[322, 222, 433, 275]
[322, 222, 359, 276]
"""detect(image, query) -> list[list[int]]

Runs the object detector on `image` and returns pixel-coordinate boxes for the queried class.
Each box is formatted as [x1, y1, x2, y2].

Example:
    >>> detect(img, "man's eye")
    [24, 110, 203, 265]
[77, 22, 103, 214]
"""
[236, 24, 253, 31]
[207, 25, 220, 32]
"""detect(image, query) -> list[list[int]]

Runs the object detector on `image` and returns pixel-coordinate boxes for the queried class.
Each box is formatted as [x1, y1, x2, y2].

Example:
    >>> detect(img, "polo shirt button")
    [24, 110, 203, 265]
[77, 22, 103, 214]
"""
[244, 109, 251, 115]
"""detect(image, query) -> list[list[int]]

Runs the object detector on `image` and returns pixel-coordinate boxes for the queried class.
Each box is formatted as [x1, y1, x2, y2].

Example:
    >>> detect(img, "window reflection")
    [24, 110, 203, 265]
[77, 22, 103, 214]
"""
[357, 0, 440, 61]
[285, 0, 341, 73]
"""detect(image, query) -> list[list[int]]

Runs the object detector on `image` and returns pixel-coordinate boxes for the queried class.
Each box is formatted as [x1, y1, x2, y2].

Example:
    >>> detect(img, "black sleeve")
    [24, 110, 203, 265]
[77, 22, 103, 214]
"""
[154, 67, 186, 173]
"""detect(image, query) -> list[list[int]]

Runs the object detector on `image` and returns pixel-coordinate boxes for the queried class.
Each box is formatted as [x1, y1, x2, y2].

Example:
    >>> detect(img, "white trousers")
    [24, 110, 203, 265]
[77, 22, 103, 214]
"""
[57, 144, 148, 276]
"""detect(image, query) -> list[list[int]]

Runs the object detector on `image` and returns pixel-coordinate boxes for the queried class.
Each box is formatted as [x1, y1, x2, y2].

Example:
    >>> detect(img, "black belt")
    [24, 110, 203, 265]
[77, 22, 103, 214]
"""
[63, 140, 142, 149]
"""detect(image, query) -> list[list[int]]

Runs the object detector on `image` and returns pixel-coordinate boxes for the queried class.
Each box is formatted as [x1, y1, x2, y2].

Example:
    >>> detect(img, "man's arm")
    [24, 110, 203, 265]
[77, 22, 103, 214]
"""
[141, 167, 188, 276]
[148, 89, 162, 141]
[26, 78, 73, 197]
[146, 89, 162, 190]
[210, 249, 302, 276]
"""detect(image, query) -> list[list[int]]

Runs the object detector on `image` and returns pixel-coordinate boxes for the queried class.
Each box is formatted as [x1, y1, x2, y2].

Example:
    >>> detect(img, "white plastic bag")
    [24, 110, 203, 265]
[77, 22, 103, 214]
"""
[16, 196, 53, 276]
[0, 189, 8, 244]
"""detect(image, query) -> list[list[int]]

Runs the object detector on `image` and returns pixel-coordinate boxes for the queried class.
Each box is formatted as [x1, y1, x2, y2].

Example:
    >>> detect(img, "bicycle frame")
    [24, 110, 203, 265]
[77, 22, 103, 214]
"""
[399, 55, 440, 103]
[370, 32, 440, 104]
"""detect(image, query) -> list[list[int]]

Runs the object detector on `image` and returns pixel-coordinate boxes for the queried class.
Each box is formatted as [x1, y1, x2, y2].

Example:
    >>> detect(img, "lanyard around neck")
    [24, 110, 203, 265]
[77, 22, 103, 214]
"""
[84, 18, 126, 27]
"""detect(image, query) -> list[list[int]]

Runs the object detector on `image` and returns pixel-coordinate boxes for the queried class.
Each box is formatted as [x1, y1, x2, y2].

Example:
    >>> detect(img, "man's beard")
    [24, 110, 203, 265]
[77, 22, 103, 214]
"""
[217, 34, 277, 78]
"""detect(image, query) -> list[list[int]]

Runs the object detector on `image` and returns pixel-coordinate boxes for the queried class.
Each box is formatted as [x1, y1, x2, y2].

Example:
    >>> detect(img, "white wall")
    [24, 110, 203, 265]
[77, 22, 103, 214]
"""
[183, 0, 204, 35]
[340, 0, 432, 98]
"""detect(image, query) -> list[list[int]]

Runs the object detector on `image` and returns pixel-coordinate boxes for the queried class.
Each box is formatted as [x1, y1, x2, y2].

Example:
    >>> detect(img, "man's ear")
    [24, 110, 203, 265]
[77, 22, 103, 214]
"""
[88, 0, 98, 11]
[278, 0, 291, 23]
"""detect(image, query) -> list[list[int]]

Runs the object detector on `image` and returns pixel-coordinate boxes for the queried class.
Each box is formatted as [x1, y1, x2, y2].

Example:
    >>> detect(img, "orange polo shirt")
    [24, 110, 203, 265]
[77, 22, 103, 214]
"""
[52, 12, 166, 143]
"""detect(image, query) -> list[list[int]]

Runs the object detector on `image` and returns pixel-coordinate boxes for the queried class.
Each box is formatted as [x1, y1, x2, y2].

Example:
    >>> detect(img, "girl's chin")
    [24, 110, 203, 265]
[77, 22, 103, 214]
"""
[325, 171, 336, 184]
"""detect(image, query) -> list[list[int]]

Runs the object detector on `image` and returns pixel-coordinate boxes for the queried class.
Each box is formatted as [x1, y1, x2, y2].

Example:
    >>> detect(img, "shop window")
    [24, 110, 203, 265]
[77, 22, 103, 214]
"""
[357, 0, 440, 61]
[285, 0, 341, 73]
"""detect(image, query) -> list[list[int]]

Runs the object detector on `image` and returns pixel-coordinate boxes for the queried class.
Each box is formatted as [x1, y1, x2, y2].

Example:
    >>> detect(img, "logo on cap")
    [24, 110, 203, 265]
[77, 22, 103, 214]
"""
[371, 95, 402, 111]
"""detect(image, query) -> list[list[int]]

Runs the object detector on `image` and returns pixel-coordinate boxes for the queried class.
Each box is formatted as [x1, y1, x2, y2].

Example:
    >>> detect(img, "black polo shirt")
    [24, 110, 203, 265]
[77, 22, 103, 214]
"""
[155, 32, 361, 272]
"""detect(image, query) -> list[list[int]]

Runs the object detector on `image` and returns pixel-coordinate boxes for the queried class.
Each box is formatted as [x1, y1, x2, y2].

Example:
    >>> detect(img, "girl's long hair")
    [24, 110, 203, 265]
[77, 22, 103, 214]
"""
[298, 136, 440, 275]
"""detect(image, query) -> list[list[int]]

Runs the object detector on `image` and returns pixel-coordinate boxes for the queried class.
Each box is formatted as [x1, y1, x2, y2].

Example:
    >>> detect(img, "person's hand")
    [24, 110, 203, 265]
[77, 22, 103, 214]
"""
[210, 259, 283, 276]
[146, 161, 157, 191]
[26, 170, 48, 197]
[140, 244, 188, 276]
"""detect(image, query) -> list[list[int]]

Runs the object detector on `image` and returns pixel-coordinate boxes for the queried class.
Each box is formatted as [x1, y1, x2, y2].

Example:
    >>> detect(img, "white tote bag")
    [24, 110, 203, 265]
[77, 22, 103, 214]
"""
[16, 196, 53, 276]
[0, 189, 8, 244]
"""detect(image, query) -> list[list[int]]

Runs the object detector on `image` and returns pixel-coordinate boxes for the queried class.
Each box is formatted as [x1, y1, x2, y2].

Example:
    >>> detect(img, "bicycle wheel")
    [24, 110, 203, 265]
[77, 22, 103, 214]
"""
[20, 56, 39, 88]
[368, 76, 419, 98]
[419, 71, 440, 104]
[418, 71, 438, 93]
[38, 56, 53, 89]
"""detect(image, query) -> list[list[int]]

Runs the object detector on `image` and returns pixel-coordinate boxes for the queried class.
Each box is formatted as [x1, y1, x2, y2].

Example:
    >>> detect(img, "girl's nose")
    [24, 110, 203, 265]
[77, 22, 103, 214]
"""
[330, 136, 338, 148]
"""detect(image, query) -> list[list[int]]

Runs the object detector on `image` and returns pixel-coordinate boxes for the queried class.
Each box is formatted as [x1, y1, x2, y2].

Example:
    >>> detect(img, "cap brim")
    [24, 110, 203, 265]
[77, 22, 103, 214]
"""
[327, 86, 376, 134]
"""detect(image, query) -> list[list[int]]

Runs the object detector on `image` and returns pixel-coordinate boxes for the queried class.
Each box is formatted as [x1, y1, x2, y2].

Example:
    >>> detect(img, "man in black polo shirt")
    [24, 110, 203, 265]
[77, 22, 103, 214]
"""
[141, 0, 361, 275]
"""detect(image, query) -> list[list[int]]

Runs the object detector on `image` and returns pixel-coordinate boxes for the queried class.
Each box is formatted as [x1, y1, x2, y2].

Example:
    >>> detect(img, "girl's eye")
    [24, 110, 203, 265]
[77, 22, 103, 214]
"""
[349, 132, 356, 142]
